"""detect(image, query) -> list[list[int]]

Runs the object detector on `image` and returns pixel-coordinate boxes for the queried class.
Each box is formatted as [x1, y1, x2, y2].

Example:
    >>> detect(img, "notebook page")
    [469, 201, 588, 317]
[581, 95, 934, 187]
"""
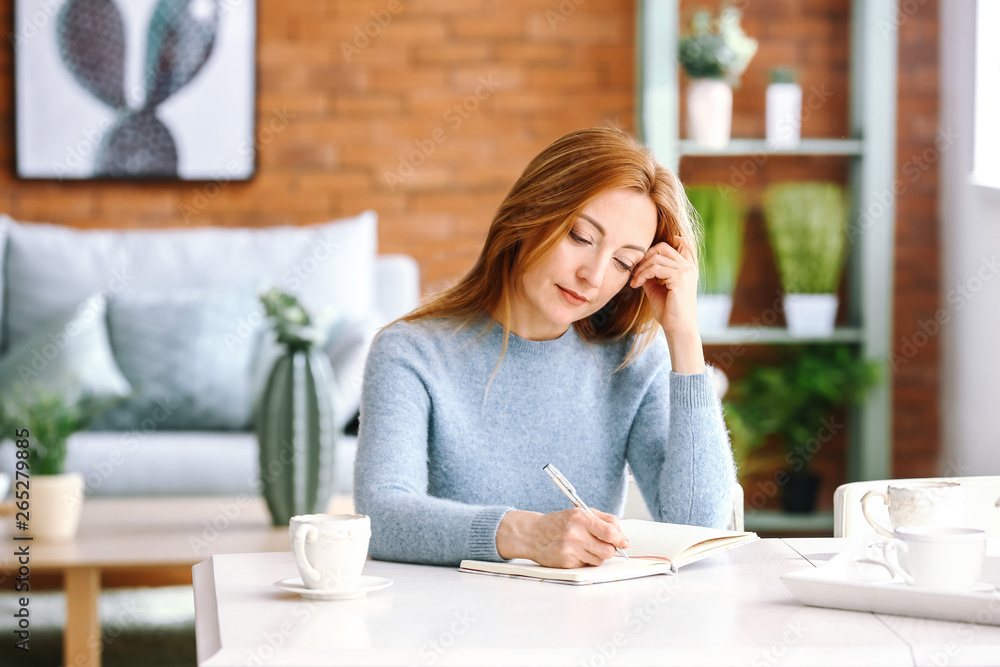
[620, 519, 753, 562]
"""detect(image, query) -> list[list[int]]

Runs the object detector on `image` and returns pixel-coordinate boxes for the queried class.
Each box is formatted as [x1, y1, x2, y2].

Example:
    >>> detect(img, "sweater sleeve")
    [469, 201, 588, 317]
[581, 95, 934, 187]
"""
[352, 325, 514, 566]
[624, 356, 736, 530]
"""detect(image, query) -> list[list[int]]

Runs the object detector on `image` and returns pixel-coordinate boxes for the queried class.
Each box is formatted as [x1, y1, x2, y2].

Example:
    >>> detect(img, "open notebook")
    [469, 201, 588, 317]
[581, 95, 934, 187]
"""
[459, 519, 758, 585]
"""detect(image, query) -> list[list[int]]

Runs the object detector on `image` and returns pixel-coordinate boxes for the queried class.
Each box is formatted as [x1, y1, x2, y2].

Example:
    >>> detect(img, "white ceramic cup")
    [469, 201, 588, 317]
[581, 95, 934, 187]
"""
[867, 526, 987, 591]
[861, 481, 963, 539]
[289, 514, 371, 591]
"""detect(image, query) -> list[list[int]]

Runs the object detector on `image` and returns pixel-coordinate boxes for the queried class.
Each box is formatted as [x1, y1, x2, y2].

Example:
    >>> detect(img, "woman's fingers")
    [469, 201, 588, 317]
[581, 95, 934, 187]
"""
[530, 508, 628, 568]
[586, 509, 629, 549]
[631, 257, 685, 288]
[631, 235, 698, 289]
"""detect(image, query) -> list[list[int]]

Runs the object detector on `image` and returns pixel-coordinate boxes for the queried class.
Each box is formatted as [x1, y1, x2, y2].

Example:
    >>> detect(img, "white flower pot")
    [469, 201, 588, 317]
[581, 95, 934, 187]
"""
[26, 473, 85, 540]
[766, 82, 802, 149]
[783, 294, 838, 338]
[686, 79, 733, 149]
[698, 294, 733, 332]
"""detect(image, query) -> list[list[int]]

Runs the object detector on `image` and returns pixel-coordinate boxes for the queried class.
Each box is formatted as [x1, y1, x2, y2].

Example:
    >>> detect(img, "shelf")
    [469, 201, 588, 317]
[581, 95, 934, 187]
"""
[744, 510, 834, 534]
[640, 0, 898, 482]
[678, 138, 863, 157]
[701, 326, 864, 345]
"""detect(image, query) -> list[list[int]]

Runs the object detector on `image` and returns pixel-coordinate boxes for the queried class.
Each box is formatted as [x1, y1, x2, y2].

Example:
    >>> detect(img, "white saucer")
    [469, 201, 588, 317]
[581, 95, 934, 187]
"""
[273, 575, 392, 600]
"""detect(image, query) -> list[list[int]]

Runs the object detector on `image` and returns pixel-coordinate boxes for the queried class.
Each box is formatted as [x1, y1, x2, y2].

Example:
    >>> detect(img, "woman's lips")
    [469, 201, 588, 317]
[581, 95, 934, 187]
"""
[558, 286, 587, 306]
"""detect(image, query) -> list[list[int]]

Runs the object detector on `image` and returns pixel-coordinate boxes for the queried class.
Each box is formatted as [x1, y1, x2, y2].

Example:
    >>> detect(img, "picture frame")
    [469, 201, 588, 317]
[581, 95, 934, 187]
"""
[13, 0, 256, 181]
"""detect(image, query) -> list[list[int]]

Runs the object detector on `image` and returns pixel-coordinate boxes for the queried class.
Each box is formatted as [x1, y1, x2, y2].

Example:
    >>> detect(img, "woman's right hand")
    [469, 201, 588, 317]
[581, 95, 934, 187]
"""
[495, 509, 630, 568]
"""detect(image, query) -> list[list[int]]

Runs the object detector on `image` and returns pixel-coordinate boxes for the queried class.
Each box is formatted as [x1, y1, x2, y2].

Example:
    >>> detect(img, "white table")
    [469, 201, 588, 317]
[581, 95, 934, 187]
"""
[192, 537, 1000, 666]
[0, 495, 352, 667]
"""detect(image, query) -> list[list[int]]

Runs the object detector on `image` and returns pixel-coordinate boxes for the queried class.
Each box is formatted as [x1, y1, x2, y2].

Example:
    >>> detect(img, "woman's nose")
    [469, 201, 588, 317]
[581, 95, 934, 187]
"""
[577, 255, 609, 288]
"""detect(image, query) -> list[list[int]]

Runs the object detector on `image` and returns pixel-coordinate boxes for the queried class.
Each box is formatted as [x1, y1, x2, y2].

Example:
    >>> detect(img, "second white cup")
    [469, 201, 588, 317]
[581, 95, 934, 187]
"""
[289, 514, 371, 591]
[872, 526, 987, 592]
[861, 481, 964, 538]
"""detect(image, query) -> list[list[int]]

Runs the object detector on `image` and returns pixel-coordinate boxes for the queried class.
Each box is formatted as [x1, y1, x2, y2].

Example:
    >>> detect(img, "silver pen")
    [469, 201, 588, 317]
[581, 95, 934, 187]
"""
[543, 463, 630, 559]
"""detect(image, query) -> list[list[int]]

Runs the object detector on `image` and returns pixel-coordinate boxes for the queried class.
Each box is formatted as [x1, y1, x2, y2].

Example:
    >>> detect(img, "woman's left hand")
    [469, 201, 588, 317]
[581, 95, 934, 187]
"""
[630, 234, 699, 338]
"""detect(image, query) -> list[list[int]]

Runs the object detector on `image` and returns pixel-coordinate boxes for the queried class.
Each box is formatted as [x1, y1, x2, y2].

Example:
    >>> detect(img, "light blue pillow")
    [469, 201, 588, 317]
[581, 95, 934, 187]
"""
[91, 290, 264, 431]
[0, 293, 132, 408]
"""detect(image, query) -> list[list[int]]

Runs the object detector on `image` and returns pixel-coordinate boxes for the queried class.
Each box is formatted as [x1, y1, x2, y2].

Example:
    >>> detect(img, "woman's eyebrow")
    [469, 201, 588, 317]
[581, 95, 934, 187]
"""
[579, 213, 647, 253]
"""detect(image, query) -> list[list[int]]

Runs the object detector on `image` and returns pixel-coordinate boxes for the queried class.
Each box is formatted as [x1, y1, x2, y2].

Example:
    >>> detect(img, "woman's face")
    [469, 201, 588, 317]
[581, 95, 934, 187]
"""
[510, 188, 658, 341]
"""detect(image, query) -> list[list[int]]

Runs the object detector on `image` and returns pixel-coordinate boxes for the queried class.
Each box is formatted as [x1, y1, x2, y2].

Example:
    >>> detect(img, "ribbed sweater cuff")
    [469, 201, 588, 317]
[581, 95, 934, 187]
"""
[669, 369, 718, 408]
[468, 506, 514, 562]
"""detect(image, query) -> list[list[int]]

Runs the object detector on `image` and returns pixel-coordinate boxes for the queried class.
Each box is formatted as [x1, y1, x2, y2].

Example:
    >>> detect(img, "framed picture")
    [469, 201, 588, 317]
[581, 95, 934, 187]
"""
[13, 0, 256, 181]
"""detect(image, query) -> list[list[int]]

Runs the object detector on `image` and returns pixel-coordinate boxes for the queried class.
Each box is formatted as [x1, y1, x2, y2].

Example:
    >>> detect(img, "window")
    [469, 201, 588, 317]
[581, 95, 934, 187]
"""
[974, 0, 1000, 188]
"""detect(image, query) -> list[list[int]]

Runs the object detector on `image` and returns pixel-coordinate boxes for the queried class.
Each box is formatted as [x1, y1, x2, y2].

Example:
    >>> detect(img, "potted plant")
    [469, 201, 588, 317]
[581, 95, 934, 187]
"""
[724, 345, 879, 513]
[763, 182, 848, 337]
[766, 68, 803, 149]
[677, 6, 758, 148]
[0, 388, 103, 539]
[256, 289, 338, 526]
[687, 185, 746, 330]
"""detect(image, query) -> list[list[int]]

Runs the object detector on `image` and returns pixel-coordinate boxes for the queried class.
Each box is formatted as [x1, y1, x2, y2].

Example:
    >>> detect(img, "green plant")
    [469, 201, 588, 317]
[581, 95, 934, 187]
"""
[260, 288, 329, 352]
[677, 7, 758, 86]
[763, 182, 848, 294]
[687, 185, 746, 295]
[724, 345, 879, 474]
[0, 388, 101, 475]
[256, 289, 337, 525]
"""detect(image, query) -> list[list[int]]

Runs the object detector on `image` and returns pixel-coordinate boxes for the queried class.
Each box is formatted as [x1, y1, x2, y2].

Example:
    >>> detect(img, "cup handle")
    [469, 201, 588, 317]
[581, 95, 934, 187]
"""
[882, 539, 914, 585]
[293, 524, 321, 585]
[861, 489, 895, 539]
[852, 540, 913, 585]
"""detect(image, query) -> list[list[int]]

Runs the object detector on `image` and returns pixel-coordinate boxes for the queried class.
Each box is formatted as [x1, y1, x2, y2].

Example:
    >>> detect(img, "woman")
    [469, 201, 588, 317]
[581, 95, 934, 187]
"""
[354, 127, 735, 568]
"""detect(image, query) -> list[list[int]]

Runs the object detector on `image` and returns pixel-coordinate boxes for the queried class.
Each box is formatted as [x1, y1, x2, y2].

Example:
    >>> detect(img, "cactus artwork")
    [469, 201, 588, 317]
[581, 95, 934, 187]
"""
[55, 0, 220, 177]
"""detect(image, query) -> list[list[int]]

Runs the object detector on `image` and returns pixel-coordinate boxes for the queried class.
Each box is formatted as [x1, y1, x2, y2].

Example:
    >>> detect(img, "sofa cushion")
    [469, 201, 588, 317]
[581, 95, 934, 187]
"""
[91, 289, 262, 431]
[0, 210, 377, 354]
[0, 293, 131, 409]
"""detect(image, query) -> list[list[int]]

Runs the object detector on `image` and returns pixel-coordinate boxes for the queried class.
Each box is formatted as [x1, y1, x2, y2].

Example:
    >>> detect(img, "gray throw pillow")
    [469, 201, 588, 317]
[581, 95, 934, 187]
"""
[91, 290, 263, 431]
[0, 293, 132, 409]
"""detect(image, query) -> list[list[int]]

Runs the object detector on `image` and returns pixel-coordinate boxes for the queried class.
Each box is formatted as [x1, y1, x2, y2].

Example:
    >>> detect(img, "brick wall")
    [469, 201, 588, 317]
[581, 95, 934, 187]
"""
[0, 0, 940, 481]
[891, 0, 941, 479]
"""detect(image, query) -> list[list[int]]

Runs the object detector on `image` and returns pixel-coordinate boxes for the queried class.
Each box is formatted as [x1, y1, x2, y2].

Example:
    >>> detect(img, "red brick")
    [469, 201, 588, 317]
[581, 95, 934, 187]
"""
[453, 15, 526, 39]
[495, 43, 569, 64]
[372, 68, 448, 92]
[333, 95, 403, 115]
[408, 0, 487, 13]
[416, 43, 492, 64]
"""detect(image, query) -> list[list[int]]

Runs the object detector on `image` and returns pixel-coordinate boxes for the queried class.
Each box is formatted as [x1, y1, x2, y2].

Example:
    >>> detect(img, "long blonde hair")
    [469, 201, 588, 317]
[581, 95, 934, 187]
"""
[402, 127, 697, 365]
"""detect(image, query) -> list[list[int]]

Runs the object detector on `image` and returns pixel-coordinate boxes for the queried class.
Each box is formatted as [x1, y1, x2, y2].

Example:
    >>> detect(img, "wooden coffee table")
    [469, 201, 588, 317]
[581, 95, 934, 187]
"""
[0, 494, 352, 667]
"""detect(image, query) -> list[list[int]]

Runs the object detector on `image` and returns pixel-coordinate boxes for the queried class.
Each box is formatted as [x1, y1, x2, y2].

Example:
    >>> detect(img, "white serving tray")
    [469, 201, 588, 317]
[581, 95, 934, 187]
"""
[781, 549, 1000, 625]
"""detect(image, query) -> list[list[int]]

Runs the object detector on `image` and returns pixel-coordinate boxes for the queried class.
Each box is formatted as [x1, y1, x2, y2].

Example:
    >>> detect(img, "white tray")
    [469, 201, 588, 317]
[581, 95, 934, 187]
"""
[781, 549, 1000, 625]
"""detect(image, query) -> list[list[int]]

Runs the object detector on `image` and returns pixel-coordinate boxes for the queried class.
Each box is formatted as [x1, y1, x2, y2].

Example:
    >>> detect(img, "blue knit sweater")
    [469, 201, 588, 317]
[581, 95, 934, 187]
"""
[353, 317, 735, 566]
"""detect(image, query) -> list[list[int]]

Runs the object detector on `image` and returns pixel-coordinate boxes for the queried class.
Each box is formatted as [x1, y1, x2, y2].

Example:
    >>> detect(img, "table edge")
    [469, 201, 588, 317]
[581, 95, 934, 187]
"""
[193, 556, 224, 666]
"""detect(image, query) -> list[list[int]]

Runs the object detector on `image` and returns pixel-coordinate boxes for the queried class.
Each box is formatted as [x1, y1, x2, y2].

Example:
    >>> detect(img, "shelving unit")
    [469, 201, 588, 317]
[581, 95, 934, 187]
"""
[636, 0, 899, 533]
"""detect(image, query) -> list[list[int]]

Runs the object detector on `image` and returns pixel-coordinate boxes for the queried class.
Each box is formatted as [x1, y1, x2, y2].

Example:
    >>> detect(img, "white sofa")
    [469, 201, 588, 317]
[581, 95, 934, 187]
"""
[0, 211, 419, 497]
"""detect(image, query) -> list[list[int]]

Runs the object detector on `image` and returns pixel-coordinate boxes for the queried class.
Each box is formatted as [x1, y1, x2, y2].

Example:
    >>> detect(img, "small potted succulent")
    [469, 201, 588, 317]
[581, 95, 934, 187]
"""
[766, 68, 803, 149]
[256, 289, 338, 526]
[678, 6, 758, 148]
[763, 182, 849, 337]
[687, 185, 746, 331]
